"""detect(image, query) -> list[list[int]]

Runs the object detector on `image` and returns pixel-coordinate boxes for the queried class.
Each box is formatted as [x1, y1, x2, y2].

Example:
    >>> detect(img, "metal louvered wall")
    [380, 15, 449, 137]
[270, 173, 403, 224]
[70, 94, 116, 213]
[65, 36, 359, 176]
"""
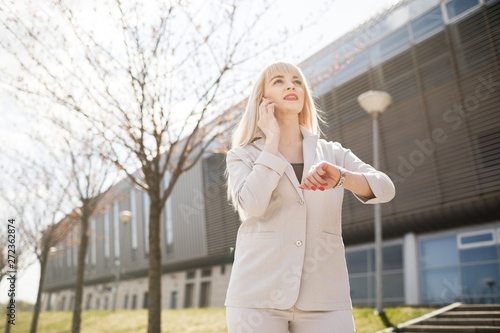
[202, 154, 240, 256]
[316, 1, 500, 244]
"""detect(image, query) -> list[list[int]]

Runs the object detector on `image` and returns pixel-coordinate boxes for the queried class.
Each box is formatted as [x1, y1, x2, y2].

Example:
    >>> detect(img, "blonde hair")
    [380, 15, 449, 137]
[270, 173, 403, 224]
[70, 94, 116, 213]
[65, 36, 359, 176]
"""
[231, 61, 322, 148]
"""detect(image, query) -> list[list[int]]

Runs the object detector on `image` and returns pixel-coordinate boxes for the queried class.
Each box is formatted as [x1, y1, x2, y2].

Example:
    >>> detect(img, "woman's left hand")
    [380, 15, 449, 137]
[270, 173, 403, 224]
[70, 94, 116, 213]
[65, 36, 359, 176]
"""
[299, 161, 342, 191]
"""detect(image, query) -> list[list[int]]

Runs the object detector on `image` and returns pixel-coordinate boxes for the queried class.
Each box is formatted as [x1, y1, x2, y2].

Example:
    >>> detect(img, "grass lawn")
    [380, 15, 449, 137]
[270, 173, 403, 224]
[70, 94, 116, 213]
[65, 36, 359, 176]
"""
[0, 307, 433, 332]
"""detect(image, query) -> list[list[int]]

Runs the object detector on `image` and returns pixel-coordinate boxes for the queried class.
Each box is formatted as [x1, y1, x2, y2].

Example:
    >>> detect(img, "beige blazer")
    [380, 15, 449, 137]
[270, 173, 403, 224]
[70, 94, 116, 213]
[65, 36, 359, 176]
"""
[225, 126, 395, 311]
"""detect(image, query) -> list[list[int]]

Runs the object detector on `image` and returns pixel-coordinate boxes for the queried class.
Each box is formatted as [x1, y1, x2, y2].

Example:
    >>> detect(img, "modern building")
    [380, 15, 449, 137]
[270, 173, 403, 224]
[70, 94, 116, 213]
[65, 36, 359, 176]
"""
[42, 0, 500, 311]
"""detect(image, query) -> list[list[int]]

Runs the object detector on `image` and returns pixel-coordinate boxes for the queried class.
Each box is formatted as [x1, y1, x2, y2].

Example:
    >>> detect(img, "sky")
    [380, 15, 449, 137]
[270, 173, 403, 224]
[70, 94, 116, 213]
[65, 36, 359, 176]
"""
[0, 0, 399, 304]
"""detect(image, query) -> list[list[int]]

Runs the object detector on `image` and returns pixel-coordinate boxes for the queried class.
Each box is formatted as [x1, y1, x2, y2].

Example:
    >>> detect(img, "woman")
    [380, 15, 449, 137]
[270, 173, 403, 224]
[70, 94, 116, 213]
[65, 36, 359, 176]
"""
[225, 61, 395, 332]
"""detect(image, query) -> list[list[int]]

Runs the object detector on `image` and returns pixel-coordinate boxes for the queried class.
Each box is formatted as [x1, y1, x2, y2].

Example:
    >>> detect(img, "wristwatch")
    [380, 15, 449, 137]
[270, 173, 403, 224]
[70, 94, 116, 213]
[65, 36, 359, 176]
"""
[335, 167, 346, 188]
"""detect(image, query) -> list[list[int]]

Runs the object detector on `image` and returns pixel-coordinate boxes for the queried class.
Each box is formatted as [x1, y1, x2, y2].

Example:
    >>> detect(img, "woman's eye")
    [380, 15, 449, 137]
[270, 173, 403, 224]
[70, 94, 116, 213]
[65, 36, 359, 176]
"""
[294, 80, 302, 85]
[273, 79, 283, 84]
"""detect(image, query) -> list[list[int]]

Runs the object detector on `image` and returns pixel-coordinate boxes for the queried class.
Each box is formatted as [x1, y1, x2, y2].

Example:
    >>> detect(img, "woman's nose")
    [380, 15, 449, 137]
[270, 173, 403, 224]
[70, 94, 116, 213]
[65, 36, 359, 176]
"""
[286, 82, 295, 90]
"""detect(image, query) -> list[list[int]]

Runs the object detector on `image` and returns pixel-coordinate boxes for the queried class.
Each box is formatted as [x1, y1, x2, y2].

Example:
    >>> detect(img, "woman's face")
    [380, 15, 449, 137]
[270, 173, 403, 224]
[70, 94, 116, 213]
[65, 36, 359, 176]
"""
[263, 71, 305, 118]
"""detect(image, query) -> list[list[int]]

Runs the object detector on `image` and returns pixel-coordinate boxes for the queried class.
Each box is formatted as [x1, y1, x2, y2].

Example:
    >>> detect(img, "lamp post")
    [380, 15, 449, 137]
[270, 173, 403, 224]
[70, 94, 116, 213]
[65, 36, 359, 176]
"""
[109, 210, 132, 311]
[357, 90, 392, 315]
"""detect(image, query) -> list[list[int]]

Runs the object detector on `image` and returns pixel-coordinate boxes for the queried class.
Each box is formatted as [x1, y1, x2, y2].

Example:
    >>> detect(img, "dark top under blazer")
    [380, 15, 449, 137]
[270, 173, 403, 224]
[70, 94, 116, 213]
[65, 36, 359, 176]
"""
[225, 126, 396, 311]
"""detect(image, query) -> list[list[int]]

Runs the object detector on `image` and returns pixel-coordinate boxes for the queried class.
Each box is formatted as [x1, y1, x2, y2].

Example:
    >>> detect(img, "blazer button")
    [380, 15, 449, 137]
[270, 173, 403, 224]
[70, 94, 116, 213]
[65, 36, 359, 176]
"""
[298, 199, 304, 205]
[295, 240, 303, 247]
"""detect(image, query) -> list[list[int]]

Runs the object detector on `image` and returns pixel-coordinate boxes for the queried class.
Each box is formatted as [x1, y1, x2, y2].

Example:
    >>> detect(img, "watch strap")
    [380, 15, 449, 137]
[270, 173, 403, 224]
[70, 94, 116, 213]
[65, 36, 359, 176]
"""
[335, 167, 346, 188]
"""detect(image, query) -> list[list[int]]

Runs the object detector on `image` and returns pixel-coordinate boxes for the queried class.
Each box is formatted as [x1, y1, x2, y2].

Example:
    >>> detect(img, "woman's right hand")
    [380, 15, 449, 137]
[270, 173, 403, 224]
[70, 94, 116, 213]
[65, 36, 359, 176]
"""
[257, 98, 280, 139]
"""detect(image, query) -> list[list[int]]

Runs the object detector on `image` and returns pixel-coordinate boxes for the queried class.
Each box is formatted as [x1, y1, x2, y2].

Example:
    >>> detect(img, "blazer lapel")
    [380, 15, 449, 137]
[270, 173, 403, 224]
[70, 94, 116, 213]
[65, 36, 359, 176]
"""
[301, 126, 319, 186]
[251, 126, 318, 200]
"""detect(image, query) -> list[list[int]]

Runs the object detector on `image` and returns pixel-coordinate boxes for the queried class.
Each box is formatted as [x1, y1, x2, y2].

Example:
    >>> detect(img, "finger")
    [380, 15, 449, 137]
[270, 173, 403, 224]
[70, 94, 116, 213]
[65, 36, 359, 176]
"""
[306, 174, 324, 190]
[315, 164, 327, 176]
[260, 99, 270, 109]
[314, 169, 329, 186]
[298, 183, 310, 190]
[258, 107, 265, 118]
[303, 178, 317, 191]
[311, 172, 326, 187]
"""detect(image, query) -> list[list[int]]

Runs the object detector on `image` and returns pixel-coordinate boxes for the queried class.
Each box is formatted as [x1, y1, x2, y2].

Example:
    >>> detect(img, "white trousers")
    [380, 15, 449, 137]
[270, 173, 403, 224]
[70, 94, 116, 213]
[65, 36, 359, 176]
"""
[226, 306, 356, 333]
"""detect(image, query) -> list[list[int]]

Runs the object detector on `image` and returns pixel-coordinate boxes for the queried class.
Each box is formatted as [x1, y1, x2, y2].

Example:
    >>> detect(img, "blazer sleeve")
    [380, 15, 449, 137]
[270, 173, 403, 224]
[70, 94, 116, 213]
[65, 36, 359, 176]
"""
[337, 143, 396, 204]
[227, 148, 288, 217]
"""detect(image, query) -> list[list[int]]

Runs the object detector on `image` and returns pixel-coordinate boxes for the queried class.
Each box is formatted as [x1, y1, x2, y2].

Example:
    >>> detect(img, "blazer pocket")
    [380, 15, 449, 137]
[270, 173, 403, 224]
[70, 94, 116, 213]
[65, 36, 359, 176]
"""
[239, 231, 276, 240]
[317, 232, 345, 263]
[320, 231, 343, 244]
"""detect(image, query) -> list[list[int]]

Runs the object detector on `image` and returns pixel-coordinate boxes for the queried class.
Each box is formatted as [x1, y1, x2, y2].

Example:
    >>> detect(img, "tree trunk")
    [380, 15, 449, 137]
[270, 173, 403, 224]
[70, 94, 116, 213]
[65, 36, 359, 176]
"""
[147, 188, 162, 333]
[29, 247, 49, 333]
[71, 210, 90, 333]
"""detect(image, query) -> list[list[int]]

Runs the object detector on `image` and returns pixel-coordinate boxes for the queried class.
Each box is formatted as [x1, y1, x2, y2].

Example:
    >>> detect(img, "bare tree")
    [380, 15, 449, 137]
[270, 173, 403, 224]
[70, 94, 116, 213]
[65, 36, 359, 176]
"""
[64, 135, 115, 333]
[0, 1, 323, 331]
[38, 115, 116, 333]
[0, 150, 72, 333]
[0, 107, 116, 333]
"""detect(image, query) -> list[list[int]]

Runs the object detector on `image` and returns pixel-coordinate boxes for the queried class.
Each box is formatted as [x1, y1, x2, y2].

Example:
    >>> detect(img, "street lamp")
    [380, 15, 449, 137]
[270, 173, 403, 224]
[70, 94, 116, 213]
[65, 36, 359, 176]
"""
[111, 210, 133, 310]
[119, 210, 132, 224]
[357, 90, 392, 315]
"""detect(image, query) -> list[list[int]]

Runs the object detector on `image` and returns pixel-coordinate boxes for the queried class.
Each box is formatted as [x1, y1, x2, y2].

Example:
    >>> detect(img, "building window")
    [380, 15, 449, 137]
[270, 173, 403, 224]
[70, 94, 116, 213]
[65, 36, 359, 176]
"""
[186, 270, 196, 279]
[419, 232, 500, 304]
[199, 282, 211, 308]
[335, 50, 369, 86]
[184, 283, 194, 308]
[85, 294, 92, 310]
[143, 192, 150, 256]
[46, 293, 53, 311]
[420, 235, 459, 268]
[124, 294, 129, 309]
[370, 26, 410, 66]
[411, 6, 443, 41]
[221, 264, 226, 275]
[409, 0, 440, 18]
[90, 218, 97, 267]
[345, 243, 404, 306]
[104, 208, 111, 261]
[66, 236, 71, 269]
[461, 261, 499, 304]
[420, 235, 460, 304]
[459, 231, 499, 304]
[95, 297, 101, 310]
[60, 296, 66, 311]
[113, 201, 121, 259]
[201, 268, 212, 277]
[170, 291, 178, 309]
[164, 173, 174, 254]
[130, 189, 138, 259]
[131, 294, 137, 310]
[104, 296, 109, 310]
[72, 227, 78, 269]
[446, 0, 480, 20]
[143, 292, 149, 309]
[458, 230, 496, 249]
